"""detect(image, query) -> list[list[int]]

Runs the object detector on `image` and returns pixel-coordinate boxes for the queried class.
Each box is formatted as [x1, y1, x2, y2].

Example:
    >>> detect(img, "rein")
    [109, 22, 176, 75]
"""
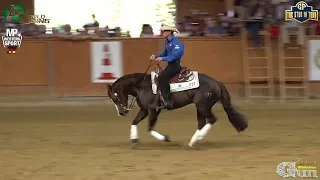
[126, 60, 157, 110]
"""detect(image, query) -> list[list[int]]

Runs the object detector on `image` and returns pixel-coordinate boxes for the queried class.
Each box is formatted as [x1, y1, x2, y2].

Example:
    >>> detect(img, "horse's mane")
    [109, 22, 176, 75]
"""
[112, 73, 149, 88]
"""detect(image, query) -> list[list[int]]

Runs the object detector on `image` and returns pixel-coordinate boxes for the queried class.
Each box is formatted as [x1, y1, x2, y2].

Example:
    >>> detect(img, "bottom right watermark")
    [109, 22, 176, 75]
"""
[277, 158, 318, 178]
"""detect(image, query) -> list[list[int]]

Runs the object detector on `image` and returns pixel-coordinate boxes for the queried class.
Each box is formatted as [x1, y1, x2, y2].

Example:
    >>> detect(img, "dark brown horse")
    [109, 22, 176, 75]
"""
[107, 65, 248, 148]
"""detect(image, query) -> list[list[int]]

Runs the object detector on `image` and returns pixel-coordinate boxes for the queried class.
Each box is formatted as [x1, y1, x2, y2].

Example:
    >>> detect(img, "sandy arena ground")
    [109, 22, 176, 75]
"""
[0, 100, 319, 180]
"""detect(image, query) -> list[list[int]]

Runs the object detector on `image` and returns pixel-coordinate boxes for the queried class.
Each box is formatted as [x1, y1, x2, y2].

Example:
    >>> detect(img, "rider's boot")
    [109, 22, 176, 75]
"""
[163, 93, 174, 110]
[164, 99, 173, 110]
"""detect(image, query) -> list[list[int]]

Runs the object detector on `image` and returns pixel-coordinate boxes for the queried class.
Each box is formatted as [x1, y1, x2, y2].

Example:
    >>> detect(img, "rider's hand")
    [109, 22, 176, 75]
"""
[150, 55, 155, 61]
[155, 57, 162, 62]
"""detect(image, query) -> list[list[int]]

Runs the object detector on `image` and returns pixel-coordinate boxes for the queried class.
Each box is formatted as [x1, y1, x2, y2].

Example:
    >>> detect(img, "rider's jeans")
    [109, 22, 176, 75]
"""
[158, 61, 181, 100]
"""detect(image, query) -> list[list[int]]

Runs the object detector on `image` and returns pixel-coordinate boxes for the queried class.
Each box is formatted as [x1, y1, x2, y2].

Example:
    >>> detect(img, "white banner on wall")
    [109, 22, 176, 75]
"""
[90, 41, 123, 83]
[309, 40, 320, 81]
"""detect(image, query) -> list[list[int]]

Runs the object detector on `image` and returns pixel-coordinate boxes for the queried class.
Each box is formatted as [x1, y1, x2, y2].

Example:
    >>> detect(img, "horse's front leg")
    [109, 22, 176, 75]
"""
[148, 109, 171, 142]
[131, 109, 149, 146]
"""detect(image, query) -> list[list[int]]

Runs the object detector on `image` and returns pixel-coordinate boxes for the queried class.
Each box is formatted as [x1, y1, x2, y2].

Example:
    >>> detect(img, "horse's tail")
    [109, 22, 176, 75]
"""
[218, 82, 248, 133]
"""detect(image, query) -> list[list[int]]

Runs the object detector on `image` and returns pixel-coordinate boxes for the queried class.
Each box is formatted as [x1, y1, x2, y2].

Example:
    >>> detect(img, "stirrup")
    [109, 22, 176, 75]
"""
[156, 104, 166, 111]
[154, 91, 165, 111]
[164, 102, 173, 110]
[156, 98, 167, 111]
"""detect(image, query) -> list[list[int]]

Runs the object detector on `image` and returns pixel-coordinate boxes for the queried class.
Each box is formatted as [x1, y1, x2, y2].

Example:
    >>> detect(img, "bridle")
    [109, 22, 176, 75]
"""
[112, 92, 130, 111]
[108, 60, 161, 112]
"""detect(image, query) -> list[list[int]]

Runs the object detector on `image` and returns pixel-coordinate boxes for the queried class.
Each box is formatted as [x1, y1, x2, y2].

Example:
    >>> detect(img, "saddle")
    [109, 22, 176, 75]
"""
[156, 66, 194, 83]
[152, 65, 194, 110]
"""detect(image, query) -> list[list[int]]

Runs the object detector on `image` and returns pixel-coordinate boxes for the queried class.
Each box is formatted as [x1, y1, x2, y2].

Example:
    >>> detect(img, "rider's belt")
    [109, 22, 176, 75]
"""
[168, 60, 180, 65]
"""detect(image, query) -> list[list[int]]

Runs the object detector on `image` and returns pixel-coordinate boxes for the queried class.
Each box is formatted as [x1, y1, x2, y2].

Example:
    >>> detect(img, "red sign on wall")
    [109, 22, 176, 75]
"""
[98, 44, 116, 80]
[90, 42, 123, 83]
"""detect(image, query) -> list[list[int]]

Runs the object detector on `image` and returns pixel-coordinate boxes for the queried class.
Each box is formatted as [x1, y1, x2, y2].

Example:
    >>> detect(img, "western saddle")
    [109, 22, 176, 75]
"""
[156, 65, 194, 83]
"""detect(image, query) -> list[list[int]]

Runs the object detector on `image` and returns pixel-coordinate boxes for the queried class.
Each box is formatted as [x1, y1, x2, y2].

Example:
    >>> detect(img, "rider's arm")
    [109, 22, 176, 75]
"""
[155, 47, 167, 58]
[162, 42, 184, 62]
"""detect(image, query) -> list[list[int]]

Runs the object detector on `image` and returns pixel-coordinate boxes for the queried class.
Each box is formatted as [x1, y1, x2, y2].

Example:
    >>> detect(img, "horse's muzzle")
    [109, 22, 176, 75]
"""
[119, 108, 129, 116]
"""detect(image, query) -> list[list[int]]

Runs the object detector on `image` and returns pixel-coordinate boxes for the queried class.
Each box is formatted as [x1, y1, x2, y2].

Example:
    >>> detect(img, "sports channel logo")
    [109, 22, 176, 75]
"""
[3, 3, 25, 23]
[3, 3, 50, 24]
[29, 15, 50, 23]
[277, 159, 318, 178]
[2, 28, 22, 54]
[285, 1, 318, 23]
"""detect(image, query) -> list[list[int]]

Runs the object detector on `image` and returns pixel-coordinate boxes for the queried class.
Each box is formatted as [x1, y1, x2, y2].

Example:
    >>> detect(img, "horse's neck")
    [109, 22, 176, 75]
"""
[129, 80, 144, 97]
[128, 76, 147, 97]
[118, 73, 148, 97]
[128, 87, 139, 97]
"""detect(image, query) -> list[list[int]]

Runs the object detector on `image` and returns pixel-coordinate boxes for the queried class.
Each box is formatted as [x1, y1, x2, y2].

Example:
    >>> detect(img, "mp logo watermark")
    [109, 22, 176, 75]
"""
[2, 28, 22, 54]
[277, 159, 318, 178]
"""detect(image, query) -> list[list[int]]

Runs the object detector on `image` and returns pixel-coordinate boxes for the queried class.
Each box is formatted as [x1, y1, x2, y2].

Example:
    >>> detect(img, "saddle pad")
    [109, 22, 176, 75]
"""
[151, 71, 200, 94]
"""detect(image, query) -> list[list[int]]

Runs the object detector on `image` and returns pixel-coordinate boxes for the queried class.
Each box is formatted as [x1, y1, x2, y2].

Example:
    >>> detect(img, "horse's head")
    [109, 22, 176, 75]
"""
[107, 84, 129, 116]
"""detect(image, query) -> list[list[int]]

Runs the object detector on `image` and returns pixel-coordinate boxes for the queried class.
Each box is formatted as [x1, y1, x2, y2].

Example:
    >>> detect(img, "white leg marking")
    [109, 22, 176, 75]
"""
[188, 129, 201, 147]
[198, 123, 212, 139]
[130, 125, 138, 139]
[150, 130, 165, 141]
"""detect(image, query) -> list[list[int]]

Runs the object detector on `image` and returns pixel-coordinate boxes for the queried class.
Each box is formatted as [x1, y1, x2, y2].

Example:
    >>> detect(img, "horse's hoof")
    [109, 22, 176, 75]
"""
[188, 143, 200, 150]
[164, 135, 171, 142]
[131, 139, 139, 148]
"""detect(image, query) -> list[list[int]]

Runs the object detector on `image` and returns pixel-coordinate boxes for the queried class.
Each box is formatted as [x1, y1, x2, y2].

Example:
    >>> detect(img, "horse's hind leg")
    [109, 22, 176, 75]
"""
[198, 109, 217, 140]
[148, 109, 170, 142]
[188, 105, 217, 148]
[188, 109, 206, 147]
[130, 109, 149, 146]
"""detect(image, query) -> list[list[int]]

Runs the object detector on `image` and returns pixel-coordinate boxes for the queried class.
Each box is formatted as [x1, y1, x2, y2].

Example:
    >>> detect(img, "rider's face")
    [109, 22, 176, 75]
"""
[163, 30, 171, 38]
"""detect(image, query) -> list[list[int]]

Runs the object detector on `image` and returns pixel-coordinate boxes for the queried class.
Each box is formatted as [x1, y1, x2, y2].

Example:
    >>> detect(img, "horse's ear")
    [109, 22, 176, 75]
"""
[106, 84, 112, 91]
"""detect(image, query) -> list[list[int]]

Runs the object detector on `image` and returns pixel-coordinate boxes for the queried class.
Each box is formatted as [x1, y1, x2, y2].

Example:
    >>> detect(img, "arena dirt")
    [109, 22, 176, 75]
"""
[0, 101, 319, 180]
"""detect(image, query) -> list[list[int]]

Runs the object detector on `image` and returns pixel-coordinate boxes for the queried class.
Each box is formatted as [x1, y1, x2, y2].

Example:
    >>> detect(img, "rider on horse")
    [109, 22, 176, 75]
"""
[150, 25, 185, 109]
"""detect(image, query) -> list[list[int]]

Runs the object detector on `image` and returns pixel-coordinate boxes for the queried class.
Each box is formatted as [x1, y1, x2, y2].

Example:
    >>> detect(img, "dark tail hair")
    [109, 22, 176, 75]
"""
[218, 82, 248, 133]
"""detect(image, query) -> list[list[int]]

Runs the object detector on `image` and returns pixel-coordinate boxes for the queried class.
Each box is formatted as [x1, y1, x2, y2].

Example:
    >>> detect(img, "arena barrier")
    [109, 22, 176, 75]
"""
[1, 37, 320, 99]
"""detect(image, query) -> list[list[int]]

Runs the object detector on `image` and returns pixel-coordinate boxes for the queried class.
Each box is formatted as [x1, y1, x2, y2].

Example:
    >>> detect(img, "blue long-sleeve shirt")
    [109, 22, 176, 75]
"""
[155, 36, 184, 63]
